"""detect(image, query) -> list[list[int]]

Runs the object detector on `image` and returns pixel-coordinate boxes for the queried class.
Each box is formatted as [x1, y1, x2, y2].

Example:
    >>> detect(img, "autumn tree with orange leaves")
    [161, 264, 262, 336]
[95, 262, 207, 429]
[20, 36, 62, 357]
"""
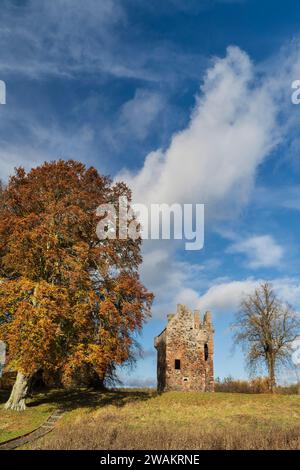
[0, 160, 153, 410]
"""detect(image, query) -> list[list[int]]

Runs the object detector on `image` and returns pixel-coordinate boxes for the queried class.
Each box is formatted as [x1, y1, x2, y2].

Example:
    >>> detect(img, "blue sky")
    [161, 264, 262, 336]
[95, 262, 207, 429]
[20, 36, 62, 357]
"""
[1, 0, 300, 386]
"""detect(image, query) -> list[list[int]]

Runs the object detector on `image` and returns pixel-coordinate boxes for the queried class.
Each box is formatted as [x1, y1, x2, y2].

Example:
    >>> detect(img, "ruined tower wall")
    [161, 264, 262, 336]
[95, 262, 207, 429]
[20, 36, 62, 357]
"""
[154, 304, 214, 392]
[154, 329, 167, 393]
[203, 311, 214, 392]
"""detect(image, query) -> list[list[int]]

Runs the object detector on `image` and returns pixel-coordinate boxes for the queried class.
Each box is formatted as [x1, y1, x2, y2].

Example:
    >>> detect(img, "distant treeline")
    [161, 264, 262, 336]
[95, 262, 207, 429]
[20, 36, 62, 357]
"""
[215, 376, 300, 394]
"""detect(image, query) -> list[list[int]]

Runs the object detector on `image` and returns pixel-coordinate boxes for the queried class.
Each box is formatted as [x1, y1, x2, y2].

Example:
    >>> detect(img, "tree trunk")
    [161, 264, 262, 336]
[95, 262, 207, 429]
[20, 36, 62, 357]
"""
[4, 371, 32, 411]
[268, 355, 276, 393]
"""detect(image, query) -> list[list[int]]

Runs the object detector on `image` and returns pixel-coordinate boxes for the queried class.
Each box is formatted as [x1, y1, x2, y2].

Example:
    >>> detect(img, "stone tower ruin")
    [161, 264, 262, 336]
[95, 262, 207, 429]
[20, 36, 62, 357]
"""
[154, 304, 214, 392]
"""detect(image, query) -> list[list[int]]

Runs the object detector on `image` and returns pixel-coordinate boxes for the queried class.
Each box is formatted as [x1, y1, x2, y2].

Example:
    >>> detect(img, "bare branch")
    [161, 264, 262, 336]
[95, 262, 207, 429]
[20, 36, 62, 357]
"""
[232, 282, 300, 392]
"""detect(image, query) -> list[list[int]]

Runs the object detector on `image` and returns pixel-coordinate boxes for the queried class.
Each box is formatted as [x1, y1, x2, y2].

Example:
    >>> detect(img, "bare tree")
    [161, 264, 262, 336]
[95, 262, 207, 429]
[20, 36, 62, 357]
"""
[232, 282, 300, 393]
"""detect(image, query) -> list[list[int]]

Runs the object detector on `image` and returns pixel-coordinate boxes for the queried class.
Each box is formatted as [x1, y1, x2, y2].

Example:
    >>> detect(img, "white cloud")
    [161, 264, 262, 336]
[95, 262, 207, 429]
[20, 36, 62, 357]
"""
[102, 89, 165, 150]
[0, 0, 125, 78]
[0, 1, 206, 83]
[176, 279, 260, 313]
[140, 245, 210, 317]
[117, 45, 285, 319]
[198, 279, 260, 312]
[118, 375, 156, 388]
[273, 277, 300, 306]
[175, 277, 300, 315]
[119, 89, 164, 140]
[175, 287, 206, 308]
[252, 185, 300, 212]
[118, 46, 280, 219]
[228, 235, 284, 268]
[117, 43, 300, 321]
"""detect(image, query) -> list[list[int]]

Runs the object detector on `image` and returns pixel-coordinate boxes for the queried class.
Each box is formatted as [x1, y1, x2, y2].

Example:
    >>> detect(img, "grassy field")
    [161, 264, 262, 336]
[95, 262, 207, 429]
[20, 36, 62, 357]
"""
[0, 390, 56, 443]
[0, 388, 295, 450]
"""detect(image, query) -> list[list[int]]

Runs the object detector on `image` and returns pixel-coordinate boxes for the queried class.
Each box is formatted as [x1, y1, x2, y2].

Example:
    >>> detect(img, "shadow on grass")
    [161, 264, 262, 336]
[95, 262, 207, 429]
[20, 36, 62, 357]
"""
[0, 389, 10, 405]
[26, 388, 156, 413]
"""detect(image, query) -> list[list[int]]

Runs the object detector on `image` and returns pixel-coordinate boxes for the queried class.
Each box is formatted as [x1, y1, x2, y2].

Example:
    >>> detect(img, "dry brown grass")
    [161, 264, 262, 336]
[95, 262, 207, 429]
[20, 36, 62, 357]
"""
[25, 390, 300, 450]
[27, 420, 300, 450]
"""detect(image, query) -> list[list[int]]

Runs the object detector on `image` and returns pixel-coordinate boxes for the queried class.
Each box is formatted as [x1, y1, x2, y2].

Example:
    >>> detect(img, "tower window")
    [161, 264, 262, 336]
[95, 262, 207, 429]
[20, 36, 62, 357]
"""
[175, 359, 181, 370]
[204, 344, 209, 361]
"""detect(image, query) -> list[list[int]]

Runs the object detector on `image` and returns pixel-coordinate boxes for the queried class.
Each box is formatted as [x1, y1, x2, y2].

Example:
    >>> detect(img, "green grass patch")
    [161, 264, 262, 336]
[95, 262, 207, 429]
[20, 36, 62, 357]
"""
[0, 389, 67, 443]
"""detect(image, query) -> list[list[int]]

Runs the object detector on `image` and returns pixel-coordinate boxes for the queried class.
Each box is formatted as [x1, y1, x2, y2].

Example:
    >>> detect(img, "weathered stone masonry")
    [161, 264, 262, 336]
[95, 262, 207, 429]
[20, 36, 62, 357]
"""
[154, 304, 214, 392]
